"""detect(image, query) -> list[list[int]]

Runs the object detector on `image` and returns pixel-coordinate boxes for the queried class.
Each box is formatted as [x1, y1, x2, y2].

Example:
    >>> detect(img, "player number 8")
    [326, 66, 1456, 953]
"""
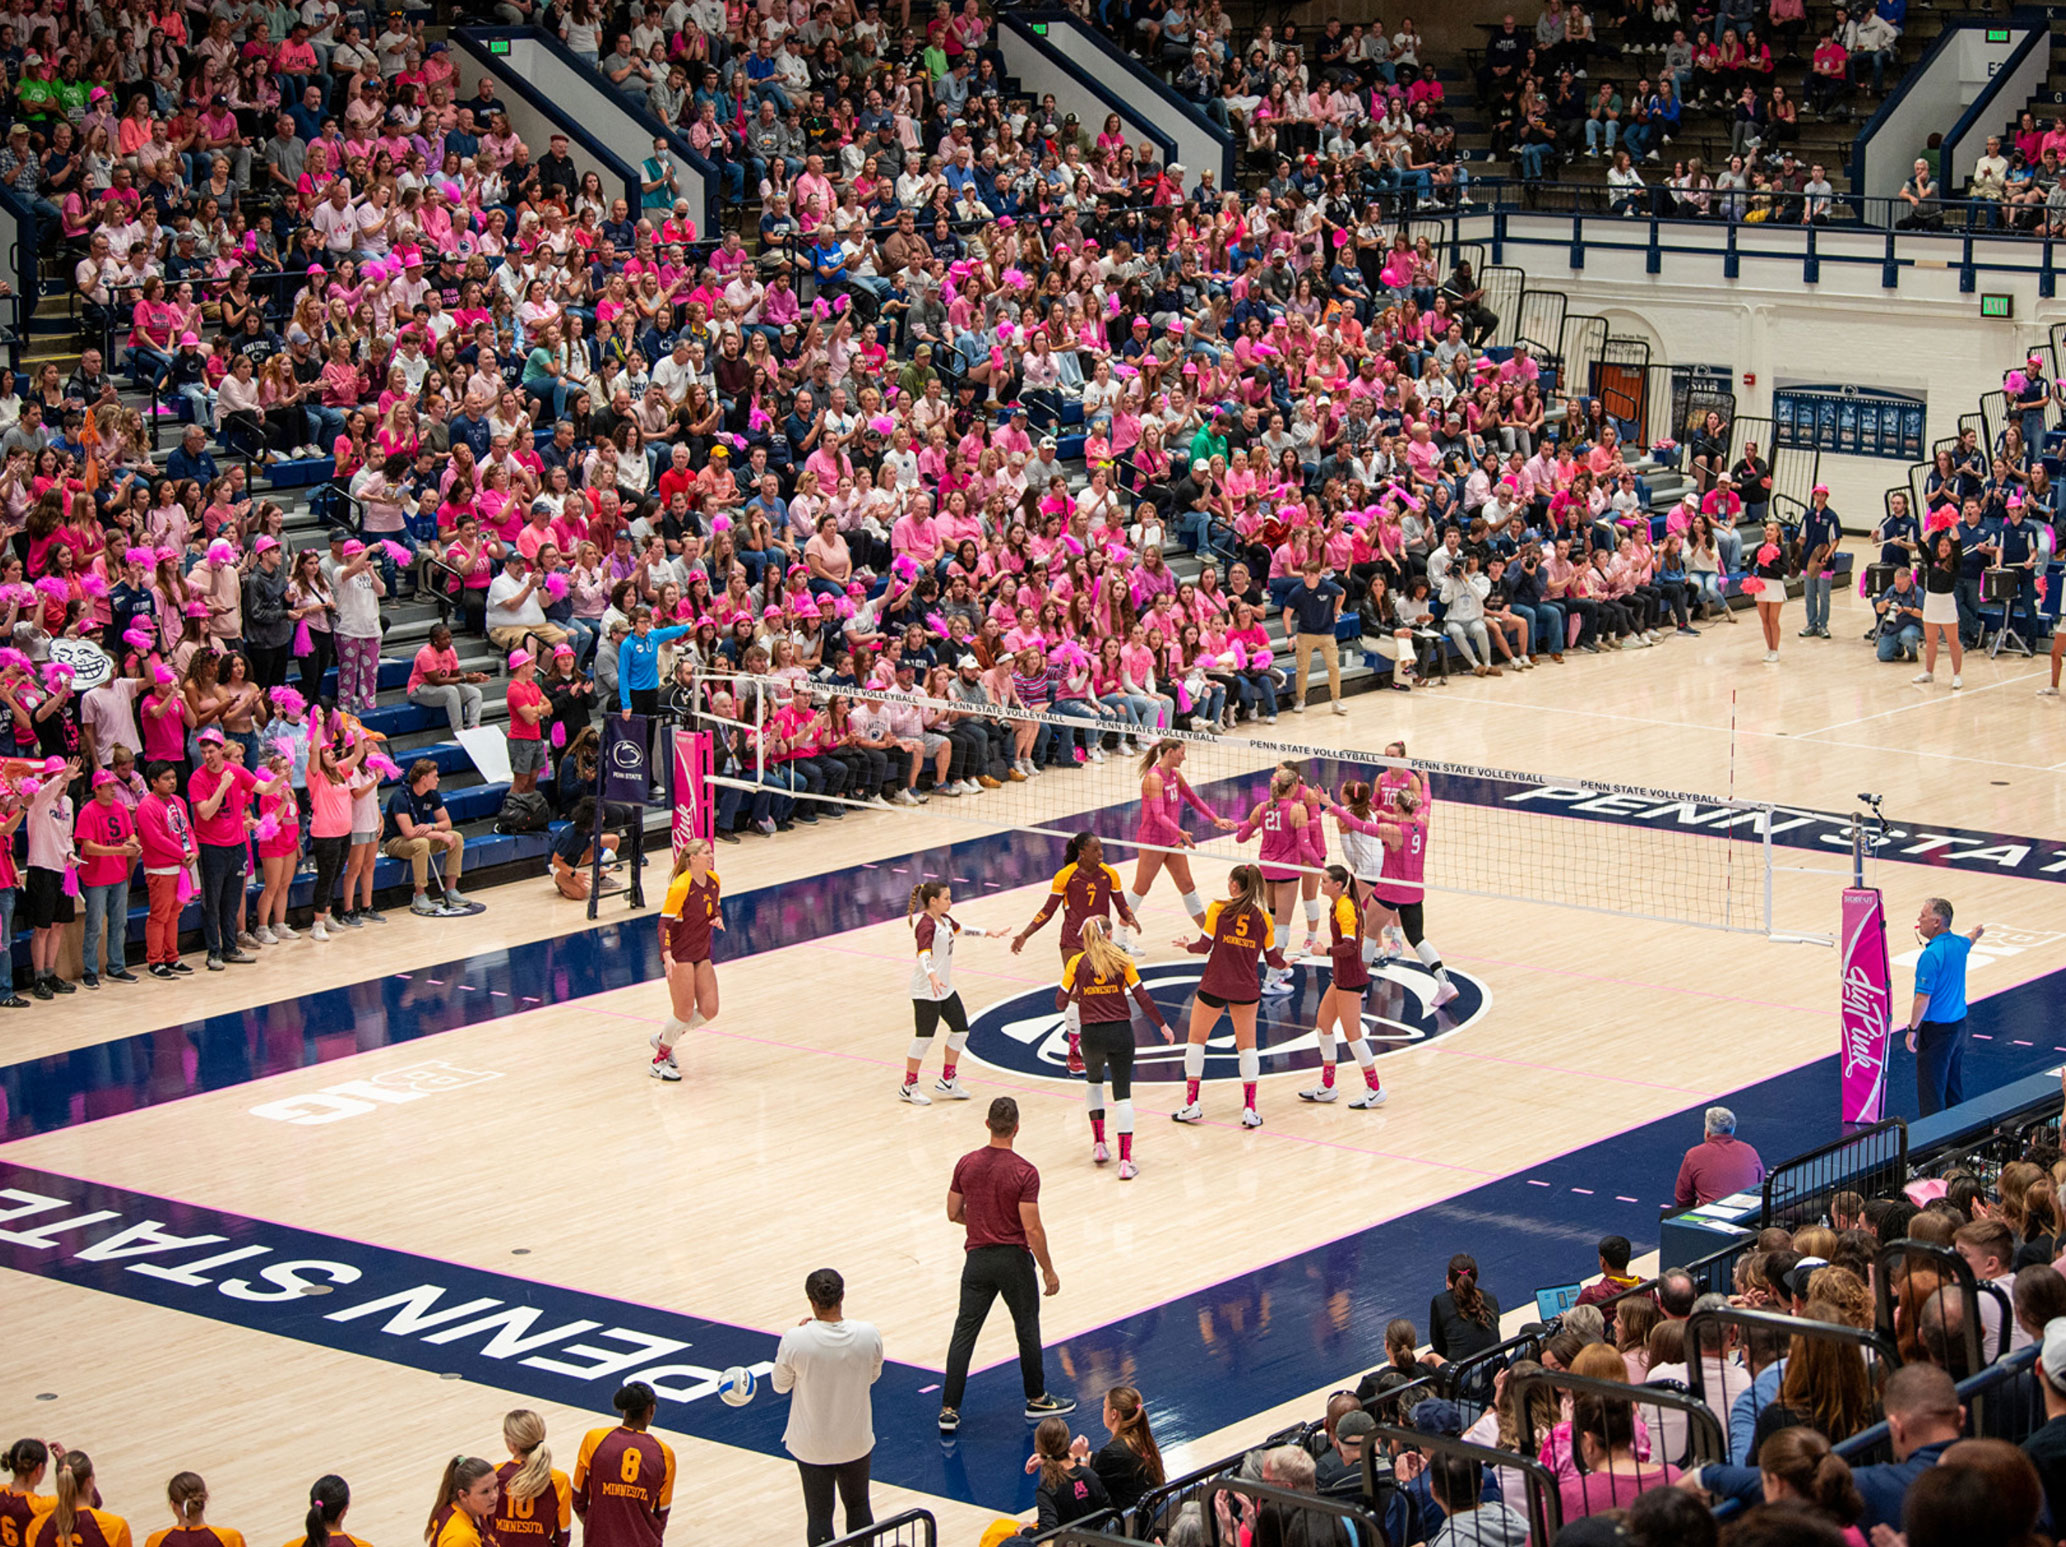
[620, 1450, 642, 1483]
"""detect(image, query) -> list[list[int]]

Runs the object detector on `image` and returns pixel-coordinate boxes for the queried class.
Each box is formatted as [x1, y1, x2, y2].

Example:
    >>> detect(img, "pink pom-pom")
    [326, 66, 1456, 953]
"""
[1002, 268, 1026, 288]
[924, 610, 950, 638]
[710, 513, 732, 534]
[381, 539, 412, 566]
[869, 414, 896, 436]
[1756, 543, 1780, 564]
[0, 647, 29, 673]
[2007, 370, 2029, 396]
[1331, 229, 1348, 248]
[832, 294, 850, 316]
[1107, 295, 1122, 317]
[35, 576, 67, 601]
[207, 539, 236, 564]
[1114, 363, 1139, 379]
[124, 546, 154, 566]
[123, 626, 154, 652]
[365, 752, 402, 780]
[153, 663, 176, 685]
[254, 812, 281, 842]
[79, 572, 109, 598]
[891, 555, 919, 581]
[1738, 577, 1765, 597]
[544, 572, 569, 600]
[996, 322, 1015, 341]
[989, 347, 1005, 369]
[749, 408, 772, 431]
[812, 298, 830, 320]
[270, 686, 306, 718]
[18, 778, 37, 797]
[41, 662, 73, 691]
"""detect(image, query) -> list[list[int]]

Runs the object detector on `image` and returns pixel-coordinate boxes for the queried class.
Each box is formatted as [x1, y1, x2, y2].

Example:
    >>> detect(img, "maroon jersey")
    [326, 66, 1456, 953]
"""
[1328, 890, 1370, 993]
[1186, 899, 1281, 1002]
[572, 1427, 675, 1547]
[661, 869, 721, 963]
[1032, 860, 1126, 956]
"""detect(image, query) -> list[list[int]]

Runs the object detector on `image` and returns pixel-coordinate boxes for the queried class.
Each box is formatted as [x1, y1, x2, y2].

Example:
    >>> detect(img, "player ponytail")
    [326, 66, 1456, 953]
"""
[1394, 787, 1421, 815]
[502, 1411, 553, 1504]
[1341, 781, 1374, 819]
[1061, 830, 1095, 868]
[1031, 1417, 1075, 1493]
[3, 1440, 49, 1484]
[1139, 738, 1182, 778]
[49, 1451, 93, 1546]
[167, 1473, 208, 1525]
[1227, 864, 1265, 921]
[1268, 766, 1298, 800]
[1105, 1386, 1165, 1487]
[303, 1475, 351, 1547]
[672, 838, 712, 878]
[1324, 863, 1352, 892]
[1448, 1254, 1491, 1328]
[1385, 1317, 1421, 1373]
[1078, 917, 1127, 982]
[613, 1381, 658, 1428]
[908, 881, 949, 927]
[424, 1457, 495, 1542]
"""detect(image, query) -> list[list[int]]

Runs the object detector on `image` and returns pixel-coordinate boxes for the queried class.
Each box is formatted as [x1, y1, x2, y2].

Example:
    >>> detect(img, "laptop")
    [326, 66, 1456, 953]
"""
[1535, 1283, 1585, 1320]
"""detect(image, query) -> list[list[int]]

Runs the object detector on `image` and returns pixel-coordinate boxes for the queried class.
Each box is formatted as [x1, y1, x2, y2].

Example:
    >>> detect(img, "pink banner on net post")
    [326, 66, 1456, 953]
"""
[1840, 887, 1894, 1125]
[672, 731, 714, 858]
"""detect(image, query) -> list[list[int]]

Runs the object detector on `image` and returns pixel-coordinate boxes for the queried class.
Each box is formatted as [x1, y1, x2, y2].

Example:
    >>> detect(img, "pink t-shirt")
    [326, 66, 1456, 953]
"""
[409, 643, 460, 696]
[74, 798, 136, 888]
[308, 763, 354, 841]
[188, 761, 259, 848]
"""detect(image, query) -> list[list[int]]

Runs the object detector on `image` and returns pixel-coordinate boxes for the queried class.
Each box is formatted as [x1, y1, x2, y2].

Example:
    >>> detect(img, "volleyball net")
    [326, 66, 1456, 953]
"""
[692, 671, 1792, 938]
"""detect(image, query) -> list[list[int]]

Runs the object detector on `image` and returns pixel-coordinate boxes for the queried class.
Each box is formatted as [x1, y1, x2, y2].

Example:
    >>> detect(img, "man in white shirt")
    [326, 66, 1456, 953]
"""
[309, 180, 362, 258]
[771, 1267, 883, 1547]
[653, 337, 698, 406]
[484, 552, 569, 651]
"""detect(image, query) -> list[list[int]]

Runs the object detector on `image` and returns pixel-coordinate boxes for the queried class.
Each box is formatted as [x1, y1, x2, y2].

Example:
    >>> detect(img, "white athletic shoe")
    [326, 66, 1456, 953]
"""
[1349, 1086, 1389, 1109]
[649, 1034, 678, 1069]
[1432, 981, 1460, 1008]
[1299, 1083, 1340, 1103]
[1913, 670, 1934, 684]
[935, 781, 963, 797]
[1260, 970, 1295, 996]
[310, 920, 329, 942]
[2042, 685, 2061, 697]
[959, 779, 983, 795]
[934, 1076, 972, 1099]
[896, 788, 923, 805]
[1171, 1101, 1205, 1123]
[272, 922, 298, 940]
[1088, 746, 1106, 763]
[650, 1057, 681, 1081]
[898, 1081, 932, 1105]
[869, 793, 894, 808]
[255, 927, 278, 945]
[1240, 1107, 1264, 1128]
[1765, 650, 1780, 663]
[1300, 933, 1321, 957]
[1118, 1159, 1139, 1180]
[1092, 1141, 1110, 1164]
[1952, 674, 1963, 689]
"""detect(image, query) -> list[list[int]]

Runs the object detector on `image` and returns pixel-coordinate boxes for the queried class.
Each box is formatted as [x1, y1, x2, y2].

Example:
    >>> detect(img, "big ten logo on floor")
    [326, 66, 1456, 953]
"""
[1890, 924, 2064, 975]
[961, 960, 1490, 1084]
[250, 1061, 503, 1125]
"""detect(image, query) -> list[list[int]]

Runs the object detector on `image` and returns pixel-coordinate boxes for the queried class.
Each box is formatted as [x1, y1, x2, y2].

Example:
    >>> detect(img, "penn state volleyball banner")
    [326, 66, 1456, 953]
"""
[672, 731, 713, 856]
[602, 715, 651, 806]
[1840, 887, 1894, 1124]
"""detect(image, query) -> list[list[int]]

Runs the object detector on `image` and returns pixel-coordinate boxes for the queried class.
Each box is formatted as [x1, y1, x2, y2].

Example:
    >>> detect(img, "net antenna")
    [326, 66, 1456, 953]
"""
[692, 671, 1798, 939]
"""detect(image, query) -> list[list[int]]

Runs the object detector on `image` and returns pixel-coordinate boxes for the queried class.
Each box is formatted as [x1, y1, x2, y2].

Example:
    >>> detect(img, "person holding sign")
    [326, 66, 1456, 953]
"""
[1905, 897, 1984, 1116]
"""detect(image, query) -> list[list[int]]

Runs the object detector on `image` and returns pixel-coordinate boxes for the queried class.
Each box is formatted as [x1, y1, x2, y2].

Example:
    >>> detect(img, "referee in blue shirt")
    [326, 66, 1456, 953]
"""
[1905, 897, 1986, 1116]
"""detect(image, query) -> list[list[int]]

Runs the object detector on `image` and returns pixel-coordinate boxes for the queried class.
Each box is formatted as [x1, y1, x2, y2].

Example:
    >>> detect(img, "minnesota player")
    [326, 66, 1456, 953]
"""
[24, 1453, 129, 1547]
[1298, 866, 1387, 1109]
[288, 1478, 370, 1547]
[1235, 767, 1308, 995]
[572, 1383, 675, 1547]
[1116, 741, 1235, 951]
[1011, 832, 1141, 1074]
[144, 1475, 243, 1547]
[1328, 784, 1457, 1008]
[1170, 864, 1287, 1128]
[422, 1459, 496, 1547]
[903, 880, 1008, 1104]
[2, 1440, 55, 1547]
[491, 1413, 570, 1547]
[1060, 918, 1174, 1179]
[649, 839, 722, 1082]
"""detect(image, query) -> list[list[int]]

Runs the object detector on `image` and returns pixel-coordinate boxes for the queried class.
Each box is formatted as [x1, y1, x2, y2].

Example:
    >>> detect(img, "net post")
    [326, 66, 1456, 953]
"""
[1763, 813, 1775, 937]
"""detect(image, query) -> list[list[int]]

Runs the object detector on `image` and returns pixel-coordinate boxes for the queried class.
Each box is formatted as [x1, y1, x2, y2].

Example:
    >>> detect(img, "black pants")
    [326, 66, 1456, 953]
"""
[310, 833, 350, 921]
[797, 1454, 872, 1547]
[248, 640, 291, 689]
[1082, 1023, 1136, 1100]
[297, 627, 336, 702]
[1915, 1017, 1967, 1117]
[942, 1244, 1045, 1409]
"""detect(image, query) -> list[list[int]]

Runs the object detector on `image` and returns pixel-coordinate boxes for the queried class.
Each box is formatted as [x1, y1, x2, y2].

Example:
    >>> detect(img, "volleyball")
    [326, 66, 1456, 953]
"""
[717, 1367, 756, 1407]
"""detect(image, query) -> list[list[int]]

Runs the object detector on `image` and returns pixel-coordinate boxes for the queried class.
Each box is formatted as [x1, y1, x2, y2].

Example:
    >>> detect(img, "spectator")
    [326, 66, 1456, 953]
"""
[771, 1266, 884, 1547]
[384, 759, 469, 916]
[1901, 1439, 2047, 1547]
[1676, 1105, 1767, 1206]
[1428, 1252, 1504, 1363]
[1574, 1234, 1645, 1319]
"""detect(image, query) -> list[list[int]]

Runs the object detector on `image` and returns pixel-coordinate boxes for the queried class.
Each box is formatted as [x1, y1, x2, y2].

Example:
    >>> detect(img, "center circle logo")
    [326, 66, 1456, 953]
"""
[962, 959, 1490, 1084]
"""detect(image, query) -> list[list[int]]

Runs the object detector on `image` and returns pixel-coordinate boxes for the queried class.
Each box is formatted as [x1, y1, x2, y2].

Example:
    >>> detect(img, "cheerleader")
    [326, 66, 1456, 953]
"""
[1061, 917, 1174, 1178]
[1234, 767, 1308, 995]
[903, 880, 1008, 1104]
[1170, 864, 1287, 1128]
[1117, 740, 1236, 951]
[1011, 831, 1141, 1074]
[1328, 784, 1458, 1009]
[144, 1475, 244, 1547]
[25, 1453, 131, 1547]
[648, 839, 721, 1082]
[491, 1412, 571, 1547]
[285, 1477, 371, 1547]
[423, 1459, 497, 1547]
[1298, 866, 1387, 1109]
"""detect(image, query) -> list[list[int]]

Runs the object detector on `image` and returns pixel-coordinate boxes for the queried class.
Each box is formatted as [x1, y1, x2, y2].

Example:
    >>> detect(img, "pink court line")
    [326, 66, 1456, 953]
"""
[1527, 1179, 1552, 1187]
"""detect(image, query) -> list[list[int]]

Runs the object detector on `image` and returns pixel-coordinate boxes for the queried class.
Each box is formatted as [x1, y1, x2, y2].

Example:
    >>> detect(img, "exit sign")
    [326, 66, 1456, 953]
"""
[1987, 27, 2011, 41]
[1980, 293, 2013, 318]
[489, 37, 510, 52]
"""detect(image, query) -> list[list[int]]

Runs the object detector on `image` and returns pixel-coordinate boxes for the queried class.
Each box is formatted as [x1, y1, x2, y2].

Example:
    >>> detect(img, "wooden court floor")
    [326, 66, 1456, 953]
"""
[8, 578, 2066, 1543]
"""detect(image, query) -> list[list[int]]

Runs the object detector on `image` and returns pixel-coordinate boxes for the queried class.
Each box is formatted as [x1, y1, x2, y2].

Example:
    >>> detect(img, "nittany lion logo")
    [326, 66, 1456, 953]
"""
[962, 959, 1490, 1084]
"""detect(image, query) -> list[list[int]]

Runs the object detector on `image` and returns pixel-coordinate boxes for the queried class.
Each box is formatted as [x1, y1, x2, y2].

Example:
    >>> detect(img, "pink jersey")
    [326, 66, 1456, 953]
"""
[1380, 809, 1429, 902]
[1239, 796, 1307, 881]
[1137, 770, 1219, 848]
[1377, 767, 1417, 804]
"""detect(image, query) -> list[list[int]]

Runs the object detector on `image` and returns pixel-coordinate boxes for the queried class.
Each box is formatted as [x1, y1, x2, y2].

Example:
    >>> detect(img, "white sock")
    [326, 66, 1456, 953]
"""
[1063, 1000, 1082, 1036]
[1114, 1098, 1135, 1135]
[907, 1037, 932, 1063]
[945, 1031, 968, 1063]
[1349, 1035, 1376, 1069]
[1274, 921, 1291, 962]
[1183, 1043, 1205, 1080]
[1317, 1028, 1337, 1066]
[1360, 936, 1381, 964]
[1086, 1081, 1105, 1121]
[657, 1017, 687, 1050]
[1179, 889, 1205, 922]
[687, 1009, 707, 1030]
[1416, 940, 1452, 984]
[1303, 897, 1322, 929]
[1119, 891, 1144, 945]
[1238, 1047, 1260, 1083]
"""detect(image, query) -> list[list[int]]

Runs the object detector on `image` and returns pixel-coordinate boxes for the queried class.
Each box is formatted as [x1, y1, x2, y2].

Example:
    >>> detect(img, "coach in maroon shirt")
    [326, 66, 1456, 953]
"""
[938, 1096, 1073, 1435]
[1675, 1105, 1767, 1208]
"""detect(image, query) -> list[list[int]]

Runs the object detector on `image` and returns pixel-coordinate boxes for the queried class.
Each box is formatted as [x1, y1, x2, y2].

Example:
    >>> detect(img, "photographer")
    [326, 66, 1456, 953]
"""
[1873, 567, 1925, 663]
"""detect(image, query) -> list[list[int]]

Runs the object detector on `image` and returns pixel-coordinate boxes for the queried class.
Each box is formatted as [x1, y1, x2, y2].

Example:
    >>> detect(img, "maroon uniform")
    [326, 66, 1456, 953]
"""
[661, 870, 721, 964]
[1328, 890, 1370, 993]
[1185, 899, 1284, 1003]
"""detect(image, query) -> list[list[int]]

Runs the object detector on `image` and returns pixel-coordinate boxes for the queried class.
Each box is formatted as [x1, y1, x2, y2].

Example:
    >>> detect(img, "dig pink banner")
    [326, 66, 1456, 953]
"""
[672, 731, 713, 857]
[1840, 887, 1894, 1124]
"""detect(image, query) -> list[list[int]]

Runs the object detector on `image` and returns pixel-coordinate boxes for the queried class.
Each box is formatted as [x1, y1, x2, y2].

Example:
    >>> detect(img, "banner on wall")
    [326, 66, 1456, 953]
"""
[1840, 887, 1895, 1125]
[672, 732, 713, 857]
[1772, 382, 1927, 463]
